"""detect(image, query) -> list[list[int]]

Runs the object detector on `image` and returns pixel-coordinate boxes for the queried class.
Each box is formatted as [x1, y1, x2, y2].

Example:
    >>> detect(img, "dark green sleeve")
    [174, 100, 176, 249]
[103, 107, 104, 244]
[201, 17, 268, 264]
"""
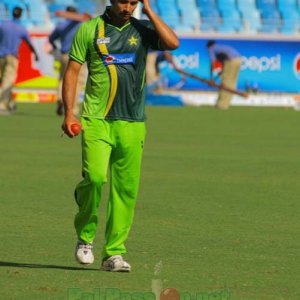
[134, 19, 163, 51]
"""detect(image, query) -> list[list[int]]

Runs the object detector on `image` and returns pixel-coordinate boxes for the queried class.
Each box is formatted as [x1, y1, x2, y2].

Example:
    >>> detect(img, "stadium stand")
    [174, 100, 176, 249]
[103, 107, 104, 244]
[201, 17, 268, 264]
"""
[0, 0, 300, 35]
[217, 0, 237, 12]
[259, 9, 281, 33]
[257, 0, 277, 12]
[219, 9, 242, 33]
[200, 7, 221, 32]
[278, 0, 300, 34]
[177, 0, 201, 32]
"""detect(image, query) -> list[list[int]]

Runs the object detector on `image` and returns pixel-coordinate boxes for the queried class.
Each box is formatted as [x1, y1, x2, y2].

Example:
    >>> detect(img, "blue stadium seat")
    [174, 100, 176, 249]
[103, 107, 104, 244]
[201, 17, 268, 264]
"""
[277, 0, 297, 12]
[197, 0, 216, 11]
[197, 0, 215, 6]
[217, 0, 237, 11]
[160, 13, 181, 29]
[237, 0, 257, 13]
[280, 9, 299, 34]
[259, 9, 281, 33]
[181, 8, 201, 29]
[257, 0, 277, 12]
[174, 24, 194, 33]
[218, 9, 242, 32]
[199, 23, 215, 32]
[241, 9, 261, 33]
[199, 7, 220, 32]
[277, 0, 299, 34]
[157, 0, 180, 28]
[178, 0, 199, 14]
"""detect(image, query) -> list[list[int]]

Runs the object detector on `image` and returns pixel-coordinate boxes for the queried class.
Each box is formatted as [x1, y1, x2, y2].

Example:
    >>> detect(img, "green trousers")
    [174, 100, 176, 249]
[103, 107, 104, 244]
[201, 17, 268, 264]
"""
[74, 118, 146, 258]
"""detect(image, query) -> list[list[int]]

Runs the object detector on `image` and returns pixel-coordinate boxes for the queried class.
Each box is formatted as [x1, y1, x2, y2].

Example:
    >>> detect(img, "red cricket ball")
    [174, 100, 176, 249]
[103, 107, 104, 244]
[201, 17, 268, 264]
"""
[71, 123, 81, 136]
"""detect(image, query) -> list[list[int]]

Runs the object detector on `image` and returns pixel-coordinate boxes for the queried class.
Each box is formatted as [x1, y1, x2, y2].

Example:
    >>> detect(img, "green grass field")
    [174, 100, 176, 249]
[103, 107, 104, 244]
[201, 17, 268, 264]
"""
[0, 103, 299, 300]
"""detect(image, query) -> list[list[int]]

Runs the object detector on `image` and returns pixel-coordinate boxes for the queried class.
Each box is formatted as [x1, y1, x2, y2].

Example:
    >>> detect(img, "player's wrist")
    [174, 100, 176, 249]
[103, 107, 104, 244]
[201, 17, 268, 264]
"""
[64, 108, 74, 117]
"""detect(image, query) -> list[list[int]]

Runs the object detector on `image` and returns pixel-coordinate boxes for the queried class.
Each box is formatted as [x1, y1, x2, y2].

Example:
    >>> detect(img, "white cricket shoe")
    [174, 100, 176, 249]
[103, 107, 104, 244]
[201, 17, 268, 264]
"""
[75, 241, 94, 265]
[101, 255, 131, 272]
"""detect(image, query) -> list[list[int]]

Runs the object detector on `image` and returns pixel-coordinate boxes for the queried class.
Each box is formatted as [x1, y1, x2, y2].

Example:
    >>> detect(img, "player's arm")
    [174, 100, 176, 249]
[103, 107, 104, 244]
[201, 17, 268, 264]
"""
[61, 59, 82, 137]
[61, 20, 89, 137]
[140, 0, 179, 50]
[55, 10, 92, 22]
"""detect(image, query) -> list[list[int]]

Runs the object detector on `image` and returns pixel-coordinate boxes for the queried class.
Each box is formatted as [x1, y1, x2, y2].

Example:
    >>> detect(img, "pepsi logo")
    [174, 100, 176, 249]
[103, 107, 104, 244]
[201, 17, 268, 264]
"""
[293, 53, 300, 79]
[105, 55, 114, 62]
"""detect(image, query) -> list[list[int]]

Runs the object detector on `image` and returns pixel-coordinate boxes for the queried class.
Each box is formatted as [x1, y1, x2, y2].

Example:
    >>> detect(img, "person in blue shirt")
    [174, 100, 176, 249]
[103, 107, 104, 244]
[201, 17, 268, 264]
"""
[0, 6, 39, 115]
[207, 40, 242, 109]
[49, 6, 86, 116]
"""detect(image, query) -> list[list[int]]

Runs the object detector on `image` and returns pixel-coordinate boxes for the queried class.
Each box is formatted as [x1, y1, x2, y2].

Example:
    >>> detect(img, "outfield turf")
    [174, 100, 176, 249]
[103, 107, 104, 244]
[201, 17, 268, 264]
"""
[0, 103, 299, 300]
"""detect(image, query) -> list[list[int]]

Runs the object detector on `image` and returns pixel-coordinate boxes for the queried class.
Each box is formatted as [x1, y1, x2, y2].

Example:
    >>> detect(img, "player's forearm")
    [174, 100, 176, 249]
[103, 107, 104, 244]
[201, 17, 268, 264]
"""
[146, 10, 179, 50]
[62, 62, 80, 117]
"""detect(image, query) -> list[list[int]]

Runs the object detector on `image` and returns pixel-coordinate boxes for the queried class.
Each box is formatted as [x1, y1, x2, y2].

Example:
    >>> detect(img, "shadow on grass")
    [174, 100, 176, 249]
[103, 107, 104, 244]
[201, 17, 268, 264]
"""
[0, 261, 99, 271]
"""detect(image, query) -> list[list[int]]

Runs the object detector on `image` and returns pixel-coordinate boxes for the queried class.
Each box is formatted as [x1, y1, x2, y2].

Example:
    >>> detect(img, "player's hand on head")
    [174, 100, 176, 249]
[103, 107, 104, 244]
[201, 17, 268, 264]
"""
[139, 0, 151, 15]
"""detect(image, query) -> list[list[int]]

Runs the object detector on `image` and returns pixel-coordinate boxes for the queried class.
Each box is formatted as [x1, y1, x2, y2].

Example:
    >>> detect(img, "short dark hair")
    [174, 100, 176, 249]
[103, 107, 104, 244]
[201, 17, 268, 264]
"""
[207, 40, 216, 48]
[66, 6, 78, 13]
[12, 6, 23, 19]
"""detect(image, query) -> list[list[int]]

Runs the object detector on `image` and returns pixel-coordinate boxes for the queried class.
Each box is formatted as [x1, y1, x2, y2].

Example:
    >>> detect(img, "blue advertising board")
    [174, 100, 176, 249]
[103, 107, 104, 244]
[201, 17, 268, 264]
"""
[160, 37, 300, 93]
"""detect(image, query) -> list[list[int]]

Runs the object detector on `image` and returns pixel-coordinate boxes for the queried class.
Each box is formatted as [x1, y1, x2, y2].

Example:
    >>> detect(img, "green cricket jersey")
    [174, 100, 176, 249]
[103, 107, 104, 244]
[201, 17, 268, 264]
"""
[69, 7, 163, 121]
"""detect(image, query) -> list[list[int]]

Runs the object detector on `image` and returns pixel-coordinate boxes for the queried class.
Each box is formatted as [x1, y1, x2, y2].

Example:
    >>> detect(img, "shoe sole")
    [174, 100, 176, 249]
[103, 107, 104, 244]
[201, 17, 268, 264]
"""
[75, 254, 94, 265]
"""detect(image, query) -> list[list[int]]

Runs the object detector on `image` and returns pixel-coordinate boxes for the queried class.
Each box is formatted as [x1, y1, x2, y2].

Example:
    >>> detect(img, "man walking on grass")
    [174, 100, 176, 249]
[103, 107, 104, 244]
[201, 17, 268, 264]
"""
[61, 0, 179, 272]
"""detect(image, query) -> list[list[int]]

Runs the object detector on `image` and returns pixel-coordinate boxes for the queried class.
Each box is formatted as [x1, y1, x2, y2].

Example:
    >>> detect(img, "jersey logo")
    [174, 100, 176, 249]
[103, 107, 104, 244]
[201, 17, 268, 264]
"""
[103, 53, 136, 66]
[128, 35, 138, 46]
[97, 37, 110, 44]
